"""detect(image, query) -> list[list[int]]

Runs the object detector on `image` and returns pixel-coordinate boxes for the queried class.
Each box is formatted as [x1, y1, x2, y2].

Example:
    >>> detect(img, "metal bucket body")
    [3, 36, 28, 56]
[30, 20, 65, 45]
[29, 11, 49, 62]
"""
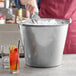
[19, 19, 69, 67]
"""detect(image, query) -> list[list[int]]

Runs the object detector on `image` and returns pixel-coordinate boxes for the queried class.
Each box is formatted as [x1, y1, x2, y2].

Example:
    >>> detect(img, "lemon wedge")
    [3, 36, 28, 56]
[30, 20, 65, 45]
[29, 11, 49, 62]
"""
[9, 45, 16, 51]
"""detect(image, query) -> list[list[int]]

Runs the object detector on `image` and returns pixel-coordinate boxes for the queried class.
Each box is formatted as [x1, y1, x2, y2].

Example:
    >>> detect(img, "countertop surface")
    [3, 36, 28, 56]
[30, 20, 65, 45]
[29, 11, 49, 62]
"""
[0, 55, 76, 76]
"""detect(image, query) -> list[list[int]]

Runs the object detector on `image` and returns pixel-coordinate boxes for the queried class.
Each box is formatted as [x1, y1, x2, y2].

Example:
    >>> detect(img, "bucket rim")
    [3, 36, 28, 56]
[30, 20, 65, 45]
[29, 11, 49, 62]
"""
[20, 24, 68, 27]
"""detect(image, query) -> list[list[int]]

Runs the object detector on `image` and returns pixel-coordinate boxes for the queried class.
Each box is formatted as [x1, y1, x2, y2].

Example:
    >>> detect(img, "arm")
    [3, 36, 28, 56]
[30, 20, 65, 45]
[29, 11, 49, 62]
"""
[14, 0, 41, 18]
[14, 0, 41, 9]
[20, 0, 38, 12]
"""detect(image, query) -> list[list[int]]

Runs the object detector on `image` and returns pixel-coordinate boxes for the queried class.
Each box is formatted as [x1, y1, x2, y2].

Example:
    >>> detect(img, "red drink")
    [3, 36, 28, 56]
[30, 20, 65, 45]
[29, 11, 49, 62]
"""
[9, 46, 19, 73]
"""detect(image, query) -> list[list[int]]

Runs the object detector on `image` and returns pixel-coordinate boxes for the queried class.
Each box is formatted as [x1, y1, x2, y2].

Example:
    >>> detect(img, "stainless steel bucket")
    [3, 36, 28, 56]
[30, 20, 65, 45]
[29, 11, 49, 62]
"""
[19, 19, 70, 67]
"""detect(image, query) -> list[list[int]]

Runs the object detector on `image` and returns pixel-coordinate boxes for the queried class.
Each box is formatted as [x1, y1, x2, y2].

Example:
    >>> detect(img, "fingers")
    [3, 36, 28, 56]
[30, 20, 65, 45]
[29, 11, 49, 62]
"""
[23, 0, 38, 18]
[25, 3, 35, 14]
[25, 9, 30, 18]
[30, 7, 35, 14]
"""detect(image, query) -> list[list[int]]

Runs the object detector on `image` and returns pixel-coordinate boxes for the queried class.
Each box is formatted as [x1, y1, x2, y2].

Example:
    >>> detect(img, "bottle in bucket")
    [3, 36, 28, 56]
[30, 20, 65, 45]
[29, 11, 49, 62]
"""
[9, 45, 19, 73]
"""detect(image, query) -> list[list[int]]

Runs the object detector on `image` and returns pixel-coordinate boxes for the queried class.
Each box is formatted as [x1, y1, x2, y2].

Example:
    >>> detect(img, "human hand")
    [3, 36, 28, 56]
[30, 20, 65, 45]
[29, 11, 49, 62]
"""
[20, 0, 38, 18]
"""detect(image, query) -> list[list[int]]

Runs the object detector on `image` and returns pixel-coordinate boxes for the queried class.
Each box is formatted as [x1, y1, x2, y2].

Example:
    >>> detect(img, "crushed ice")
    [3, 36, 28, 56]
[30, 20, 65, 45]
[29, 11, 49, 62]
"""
[20, 13, 70, 26]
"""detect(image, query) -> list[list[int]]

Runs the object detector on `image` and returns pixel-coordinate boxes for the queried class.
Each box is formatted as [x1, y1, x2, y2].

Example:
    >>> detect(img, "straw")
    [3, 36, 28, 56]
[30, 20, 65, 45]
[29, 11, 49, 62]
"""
[15, 40, 20, 71]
